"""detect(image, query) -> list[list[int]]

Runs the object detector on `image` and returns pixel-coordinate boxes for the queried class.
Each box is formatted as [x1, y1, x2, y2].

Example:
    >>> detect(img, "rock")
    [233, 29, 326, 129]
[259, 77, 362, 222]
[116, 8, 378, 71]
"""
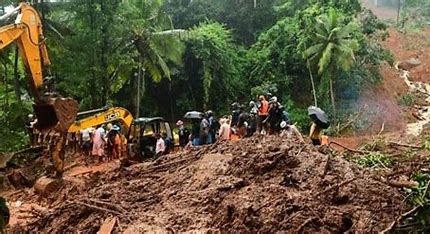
[397, 58, 422, 71]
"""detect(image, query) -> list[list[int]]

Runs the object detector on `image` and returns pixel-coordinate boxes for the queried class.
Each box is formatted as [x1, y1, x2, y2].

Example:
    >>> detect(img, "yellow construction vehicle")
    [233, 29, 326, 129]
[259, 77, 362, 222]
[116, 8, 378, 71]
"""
[0, 3, 78, 176]
[68, 107, 134, 133]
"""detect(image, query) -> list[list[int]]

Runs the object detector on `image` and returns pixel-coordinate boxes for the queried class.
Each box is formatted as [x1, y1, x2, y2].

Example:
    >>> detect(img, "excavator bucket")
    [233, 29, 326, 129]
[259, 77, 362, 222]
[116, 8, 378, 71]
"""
[33, 97, 79, 133]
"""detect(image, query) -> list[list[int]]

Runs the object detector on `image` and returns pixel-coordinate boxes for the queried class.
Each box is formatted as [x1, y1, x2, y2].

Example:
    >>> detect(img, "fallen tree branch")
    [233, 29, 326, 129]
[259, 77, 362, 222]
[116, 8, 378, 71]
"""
[389, 141, 422, 149]
[380, 206, 420, 233]
[86, 198, 127, 214]
[73, 201, 125, 217]
[373, 176, 418, 189]
[296, 217, 316, 233]
[378, 122, 385, 136]
[329, 141, 370, 154]
[337, 108, 363, 134]
[315, 178, 356, 197]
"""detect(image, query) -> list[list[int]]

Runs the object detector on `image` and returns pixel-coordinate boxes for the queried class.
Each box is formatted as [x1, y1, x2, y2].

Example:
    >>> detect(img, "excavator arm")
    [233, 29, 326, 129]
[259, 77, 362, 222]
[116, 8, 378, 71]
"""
[0, 3, 78, 176]
[0, 3, 50, 97]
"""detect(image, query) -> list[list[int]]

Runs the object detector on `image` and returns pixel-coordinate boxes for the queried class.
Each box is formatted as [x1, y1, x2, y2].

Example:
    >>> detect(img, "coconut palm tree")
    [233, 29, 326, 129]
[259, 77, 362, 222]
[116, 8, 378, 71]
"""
[124, 0, 186, 116]
[303, 9, 358, 119]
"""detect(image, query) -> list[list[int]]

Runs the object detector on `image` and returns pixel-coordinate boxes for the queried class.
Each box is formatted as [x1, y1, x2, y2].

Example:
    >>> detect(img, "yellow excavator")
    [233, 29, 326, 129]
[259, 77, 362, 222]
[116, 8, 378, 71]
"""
[68, 107, 134, 133]
[0, 3, 78, 176]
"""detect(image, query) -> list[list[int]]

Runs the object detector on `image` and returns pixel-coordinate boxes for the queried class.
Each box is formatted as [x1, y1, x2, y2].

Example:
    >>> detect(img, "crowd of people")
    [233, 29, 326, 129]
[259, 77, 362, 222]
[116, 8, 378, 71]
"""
[79, 123, 124, 162]
[26, 93, 324, 161]
[177, 93, 304, 148]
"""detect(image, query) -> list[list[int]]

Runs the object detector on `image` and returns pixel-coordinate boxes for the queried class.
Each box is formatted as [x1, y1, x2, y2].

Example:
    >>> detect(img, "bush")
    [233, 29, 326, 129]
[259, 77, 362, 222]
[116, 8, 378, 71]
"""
[398, 93, 415, 106]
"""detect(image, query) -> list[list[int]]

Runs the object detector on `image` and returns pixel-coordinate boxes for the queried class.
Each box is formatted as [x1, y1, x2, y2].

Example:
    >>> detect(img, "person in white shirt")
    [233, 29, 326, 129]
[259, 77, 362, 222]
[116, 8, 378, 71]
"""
[80, 128, 93, 156]
[92, 125, 106, 161]
[218, 118, 231, 141]
[155, 133, 165, 157]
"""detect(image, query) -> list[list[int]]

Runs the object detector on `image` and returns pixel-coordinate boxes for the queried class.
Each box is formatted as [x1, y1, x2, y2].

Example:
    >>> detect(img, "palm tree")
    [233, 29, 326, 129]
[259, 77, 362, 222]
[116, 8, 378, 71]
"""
[121, 0, 186, 116]
[303, 9, 358, 119]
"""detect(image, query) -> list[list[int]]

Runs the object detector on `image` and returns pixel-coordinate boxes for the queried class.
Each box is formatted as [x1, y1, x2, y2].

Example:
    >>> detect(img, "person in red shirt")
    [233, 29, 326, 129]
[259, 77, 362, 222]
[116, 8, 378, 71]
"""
[258, 95, 269, 134]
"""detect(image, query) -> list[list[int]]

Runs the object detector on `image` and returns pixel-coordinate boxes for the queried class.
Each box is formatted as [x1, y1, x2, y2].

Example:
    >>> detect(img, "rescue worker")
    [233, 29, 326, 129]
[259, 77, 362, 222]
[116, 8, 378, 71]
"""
[249, 101, 258, 115]
[218, 118, 231, 141]
[25, 114, 35, 145]
[200, 114, 210, 145]
[80, 127, 93, 156]
[92, 125, 106, 162]
[280, 121, 304, 142]
[176, 120, 190, 148]
[0, 197, 9, 234]
[207, 110, 219, 144]
[230, 102, 241, 127]
[258, 95, 269, 134]
[310, 122, 321, 145]
[237, 105, 250, 138]
[155, 133, 165, 157]
[191, 119, 201, 146]
[110, 125, 122, 160]
[162, 132, 174, 154]
[248, 101, 258, 136]
[106, 123, 114, 160]
[265, 97, 283, 134]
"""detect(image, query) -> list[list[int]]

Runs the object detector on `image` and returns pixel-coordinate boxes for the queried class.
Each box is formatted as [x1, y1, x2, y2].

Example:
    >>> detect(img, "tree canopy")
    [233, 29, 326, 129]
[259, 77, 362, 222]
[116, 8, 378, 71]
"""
[0, 0, 399, 151]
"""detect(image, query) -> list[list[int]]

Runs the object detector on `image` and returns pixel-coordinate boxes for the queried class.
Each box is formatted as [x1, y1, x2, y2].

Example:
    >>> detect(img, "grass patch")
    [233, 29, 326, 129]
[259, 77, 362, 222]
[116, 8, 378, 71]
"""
[398, 93, 415, 106]
[353, 152, 393, 169]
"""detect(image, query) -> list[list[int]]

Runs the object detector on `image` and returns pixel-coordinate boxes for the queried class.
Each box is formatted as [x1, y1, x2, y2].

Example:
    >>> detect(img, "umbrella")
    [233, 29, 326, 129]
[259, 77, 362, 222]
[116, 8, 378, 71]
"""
[308, 106, 330, 129]
[183, 111, 203, 119]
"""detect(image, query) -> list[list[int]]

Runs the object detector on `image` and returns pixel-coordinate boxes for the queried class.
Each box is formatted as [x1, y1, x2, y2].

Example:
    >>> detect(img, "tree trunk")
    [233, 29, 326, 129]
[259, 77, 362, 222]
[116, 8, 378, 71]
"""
[307, 60, 318, 107]
[329, 78, 336, 120]
[89, 0, 98, 108]
[136, 66, 141, 117]
[100, 0, 109, 105]
[3, 63, 8, 107]
[169, 81, 174, 121]
[396, 0, 401, 25]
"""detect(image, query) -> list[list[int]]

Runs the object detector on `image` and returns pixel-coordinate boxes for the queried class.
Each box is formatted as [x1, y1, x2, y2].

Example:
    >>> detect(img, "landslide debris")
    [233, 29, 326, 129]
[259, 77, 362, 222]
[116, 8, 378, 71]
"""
[11, 136, 406, 233]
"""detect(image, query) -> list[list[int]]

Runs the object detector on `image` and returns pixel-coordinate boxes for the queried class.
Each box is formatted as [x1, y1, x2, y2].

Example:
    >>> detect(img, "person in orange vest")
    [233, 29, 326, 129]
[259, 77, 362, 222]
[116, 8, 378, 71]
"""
[258, 95, 269, 134]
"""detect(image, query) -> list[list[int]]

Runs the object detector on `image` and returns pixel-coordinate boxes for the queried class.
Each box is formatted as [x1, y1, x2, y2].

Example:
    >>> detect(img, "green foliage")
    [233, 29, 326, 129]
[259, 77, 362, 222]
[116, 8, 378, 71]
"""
[353, 152, 393, 169]
[402, 172, 430, 231]
[250, 81, 278, 101]
[401, 0, 430, 29]
[398, 93, 415, 106]
[186, 22, 245, 109]
[422, 137, 430, 152]
[163, 0, 279, 45]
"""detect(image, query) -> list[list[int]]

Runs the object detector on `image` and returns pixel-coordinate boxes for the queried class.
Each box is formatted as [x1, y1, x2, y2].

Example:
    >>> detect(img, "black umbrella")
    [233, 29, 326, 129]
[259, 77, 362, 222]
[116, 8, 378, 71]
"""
[308, 106, 330, 129]
[183, 111, 203, 119]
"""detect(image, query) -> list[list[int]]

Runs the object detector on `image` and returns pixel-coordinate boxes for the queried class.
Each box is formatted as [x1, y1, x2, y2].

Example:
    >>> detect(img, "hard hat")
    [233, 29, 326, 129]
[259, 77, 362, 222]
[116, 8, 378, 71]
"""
[206, 110, 213, 116]
[249, 101, 255, 107]
[28, 114, 34, 119]
[280, 121, 287, 129]
[176, 120, 184, 126]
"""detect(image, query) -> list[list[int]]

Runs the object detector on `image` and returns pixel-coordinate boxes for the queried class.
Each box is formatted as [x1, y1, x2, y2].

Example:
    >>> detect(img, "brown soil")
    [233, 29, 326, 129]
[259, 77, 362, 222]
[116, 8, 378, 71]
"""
[6, 136, 407, 233]
[361, 0, 398, 21]
[381, 28, 430, 84]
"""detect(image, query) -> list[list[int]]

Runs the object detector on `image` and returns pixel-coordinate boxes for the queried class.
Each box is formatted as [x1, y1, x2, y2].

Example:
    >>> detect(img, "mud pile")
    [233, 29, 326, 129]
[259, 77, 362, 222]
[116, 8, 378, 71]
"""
[12, 136, 406, 232]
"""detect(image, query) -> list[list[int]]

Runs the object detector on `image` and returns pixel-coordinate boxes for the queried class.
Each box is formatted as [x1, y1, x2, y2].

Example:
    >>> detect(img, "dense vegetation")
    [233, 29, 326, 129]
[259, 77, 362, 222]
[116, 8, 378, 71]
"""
[0, 0, 398, 151]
